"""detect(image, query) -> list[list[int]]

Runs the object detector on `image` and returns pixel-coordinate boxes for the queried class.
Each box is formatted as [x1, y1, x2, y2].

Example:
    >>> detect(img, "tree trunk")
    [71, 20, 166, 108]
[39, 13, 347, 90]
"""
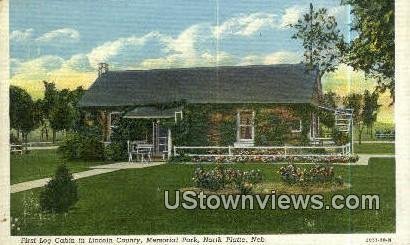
[358, 128, 363, 145]
[17, 129, 20, 140]
[52, 130, 56, 143]
[45, 127, 49, 141]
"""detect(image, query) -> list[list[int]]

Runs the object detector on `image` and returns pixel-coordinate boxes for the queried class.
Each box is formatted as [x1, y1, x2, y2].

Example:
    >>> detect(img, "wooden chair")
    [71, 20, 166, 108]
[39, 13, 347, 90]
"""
[128, 140, 153, 162]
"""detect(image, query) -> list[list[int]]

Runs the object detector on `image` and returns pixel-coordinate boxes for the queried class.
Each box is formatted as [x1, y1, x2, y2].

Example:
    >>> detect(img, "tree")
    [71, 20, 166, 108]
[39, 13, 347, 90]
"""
[49, 89, 76, 142]
[341, 0, 394, 101]
[290, 3, 344, 80]
[9, 86, 40, 142]
[344, 91, 380, 143]
[41, 81, 59, 141]
[40, 164, 78, 213]
[69, 86, 86, 132]
[362, 90, 381, 138]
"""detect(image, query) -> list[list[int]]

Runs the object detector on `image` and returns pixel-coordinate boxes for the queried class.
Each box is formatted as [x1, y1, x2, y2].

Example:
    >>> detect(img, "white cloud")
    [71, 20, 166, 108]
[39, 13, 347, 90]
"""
[36, 28, 80, 44]
[215, 13, 278, 37]
[239, 51, 300, 66]
[13, 55, 64, 74]
[87, 32, 168, 68]
[280, 6, 303, 28]
[61, 54, 93, 72]
[263, 51, 301, 64]
[10, 29, 34, 42]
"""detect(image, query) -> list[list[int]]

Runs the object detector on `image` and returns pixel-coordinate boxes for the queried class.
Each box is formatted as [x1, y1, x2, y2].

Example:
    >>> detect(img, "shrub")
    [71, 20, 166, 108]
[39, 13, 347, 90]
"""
[58, 133, 82, 159]
[80, 135, 105, 160]
[168, 154, 192, 163]
[278, 164, 343, 186]
[191, 154, 359, 164]
[40, 164, 78, 213]
[104, 142, 127, 161]
[193, 165, 225, 190]
[332, 128, 350, 146]
[10, 133, 21, 144]
[58, 132, 104, 161]
[192, 165, 263, 193]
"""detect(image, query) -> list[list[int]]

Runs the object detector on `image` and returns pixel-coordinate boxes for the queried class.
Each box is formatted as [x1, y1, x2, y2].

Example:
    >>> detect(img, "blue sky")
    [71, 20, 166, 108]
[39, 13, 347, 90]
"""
[11, 1, 394, 123]
[10, 0, 351, 72]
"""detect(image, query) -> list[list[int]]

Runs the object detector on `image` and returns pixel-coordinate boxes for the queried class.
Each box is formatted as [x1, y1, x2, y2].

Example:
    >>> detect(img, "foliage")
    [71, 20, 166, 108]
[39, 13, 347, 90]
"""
[11, 192, 58, 235]
[341, 0, 394, 100]
[332, 128, 349, 146]
[104, 142, 127, 161]
[42, 82, 86, 142]
[167, 154, 192, 163]
[49, 89, 77, 133]
[191, 155, 359, 164]
[218, 119, 237, 146]
[255, 111, 291, 146]
[108, 117, 153, 161]
[362, 90, 381, 137]
[344, 90, 380, 144]
[40, 164, 78, 213]
[58, 127, 104, 161]
[192, 165, 263, 193]
[171, 104, 312, 147]
[290, 3, 344, 78]
[278, 164, 343, 186]
[9, 85, 40, 141]
[318, 91, 338, 128]
[172, 105, 210, 146]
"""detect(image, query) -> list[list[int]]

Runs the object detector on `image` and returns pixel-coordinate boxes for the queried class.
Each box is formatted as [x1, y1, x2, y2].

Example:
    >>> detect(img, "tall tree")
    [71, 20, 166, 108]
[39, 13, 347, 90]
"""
[9, 86, 40, 142]
[341, 0, 394, 100]
[290, 3, 344, 80]
[41, 81, 59, 141]
[344, 91, 380, 143]
[49, 89, 76, 142]
[362, 90, 381, 137]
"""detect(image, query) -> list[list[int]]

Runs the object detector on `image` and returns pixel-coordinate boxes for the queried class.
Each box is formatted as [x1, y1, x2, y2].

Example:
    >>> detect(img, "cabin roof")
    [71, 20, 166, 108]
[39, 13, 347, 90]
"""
[79, 63, 319, 107]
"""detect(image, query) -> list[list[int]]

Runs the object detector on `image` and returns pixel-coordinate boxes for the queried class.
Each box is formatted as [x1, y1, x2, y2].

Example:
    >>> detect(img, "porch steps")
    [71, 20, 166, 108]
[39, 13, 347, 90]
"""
[334, 108, 353, 133]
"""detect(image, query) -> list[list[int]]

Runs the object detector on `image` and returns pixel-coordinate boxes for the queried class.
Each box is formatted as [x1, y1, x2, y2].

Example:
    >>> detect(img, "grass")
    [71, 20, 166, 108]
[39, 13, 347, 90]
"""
[10, 149, 109, 184]
[10, 158, 395, 235]
[352, 122, 395, 141]
[354, 143, 395, 154]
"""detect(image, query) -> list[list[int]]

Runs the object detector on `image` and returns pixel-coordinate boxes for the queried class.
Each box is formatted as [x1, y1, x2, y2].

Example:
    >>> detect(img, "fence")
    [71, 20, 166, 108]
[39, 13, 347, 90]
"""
[173, 143, 352, 157]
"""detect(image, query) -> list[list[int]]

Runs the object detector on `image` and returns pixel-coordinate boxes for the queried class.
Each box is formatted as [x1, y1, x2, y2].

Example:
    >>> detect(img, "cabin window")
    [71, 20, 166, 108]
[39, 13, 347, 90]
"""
[290, 119, 302, 133]
[237, 110, 255, 141]
[109, 112, 121, 129]
[174, 111, 183, 123]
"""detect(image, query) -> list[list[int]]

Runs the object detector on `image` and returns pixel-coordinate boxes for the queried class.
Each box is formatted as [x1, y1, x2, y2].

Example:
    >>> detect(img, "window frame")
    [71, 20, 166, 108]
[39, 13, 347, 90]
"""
[109, 111, 122, 130]
[236, 110, 255, 142]
[290, 119, 303, 133]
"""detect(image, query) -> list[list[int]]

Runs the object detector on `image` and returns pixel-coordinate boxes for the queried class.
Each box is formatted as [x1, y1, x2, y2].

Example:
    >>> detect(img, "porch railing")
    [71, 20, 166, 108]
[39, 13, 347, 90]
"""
[173, 143, 352, 157]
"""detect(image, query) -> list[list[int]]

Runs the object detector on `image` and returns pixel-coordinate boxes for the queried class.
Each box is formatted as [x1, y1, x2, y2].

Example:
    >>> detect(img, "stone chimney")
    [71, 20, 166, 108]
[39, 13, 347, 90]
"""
[98, 63, 109, 77]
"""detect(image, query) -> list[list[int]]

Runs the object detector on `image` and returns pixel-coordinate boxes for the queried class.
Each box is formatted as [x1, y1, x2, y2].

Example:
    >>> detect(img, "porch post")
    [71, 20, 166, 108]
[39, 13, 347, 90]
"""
[167, 128, 172, 159]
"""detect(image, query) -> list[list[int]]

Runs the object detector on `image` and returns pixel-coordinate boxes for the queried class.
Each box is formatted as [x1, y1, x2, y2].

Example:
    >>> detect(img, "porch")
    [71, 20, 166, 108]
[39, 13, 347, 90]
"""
[104, 104, 354, 163]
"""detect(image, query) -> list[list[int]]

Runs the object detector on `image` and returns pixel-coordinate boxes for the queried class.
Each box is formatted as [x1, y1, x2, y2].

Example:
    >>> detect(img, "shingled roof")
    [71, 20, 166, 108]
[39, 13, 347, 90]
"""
[79, 64, 319, 107]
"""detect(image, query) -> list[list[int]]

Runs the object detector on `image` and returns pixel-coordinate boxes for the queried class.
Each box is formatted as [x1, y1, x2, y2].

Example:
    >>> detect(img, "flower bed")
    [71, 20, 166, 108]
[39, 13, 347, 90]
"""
[278, 164, 344, 186]
[190, 155, 359, 164]
[192, 165, 263, 194]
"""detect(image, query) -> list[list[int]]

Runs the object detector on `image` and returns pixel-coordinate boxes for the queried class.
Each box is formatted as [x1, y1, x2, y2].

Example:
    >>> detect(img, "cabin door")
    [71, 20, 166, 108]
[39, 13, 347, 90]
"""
[152, 122, 168, 157]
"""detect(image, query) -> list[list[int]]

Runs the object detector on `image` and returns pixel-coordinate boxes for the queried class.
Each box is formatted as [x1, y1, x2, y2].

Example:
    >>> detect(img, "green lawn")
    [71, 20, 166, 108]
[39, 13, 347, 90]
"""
[10, 149, 109, 184]
[10, 158, 395, 235]
[354, 143, 395, 154]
